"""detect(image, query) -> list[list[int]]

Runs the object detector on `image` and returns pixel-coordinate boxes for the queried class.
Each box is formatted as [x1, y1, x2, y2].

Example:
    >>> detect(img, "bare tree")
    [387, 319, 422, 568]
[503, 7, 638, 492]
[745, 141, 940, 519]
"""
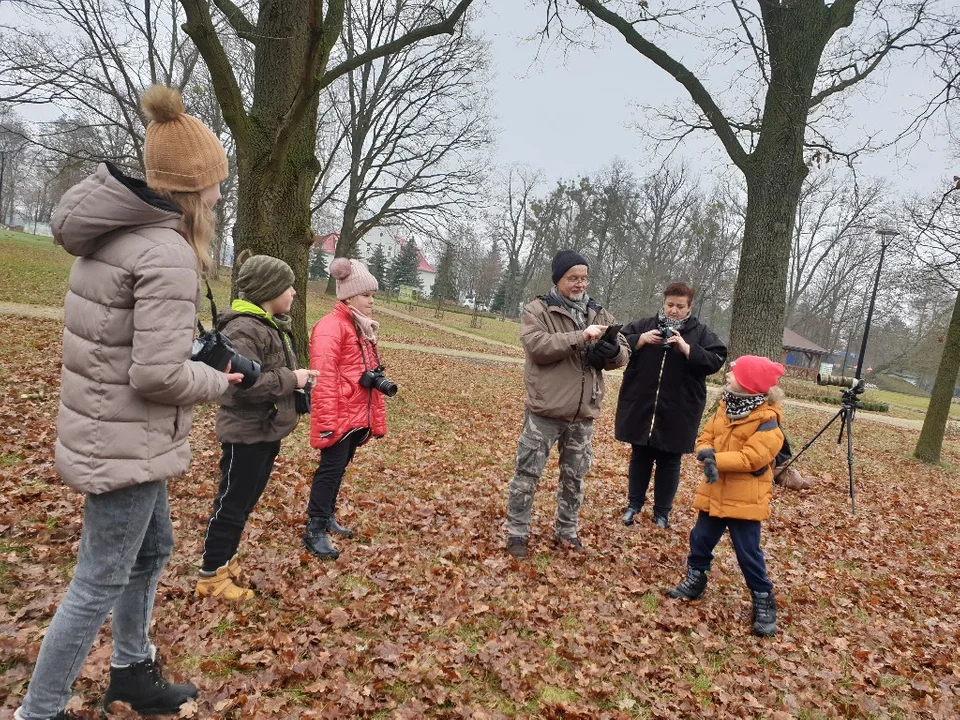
[492, 166, 544, 318]
[313, 0, 492, 295]
[545, 0, 959, 360]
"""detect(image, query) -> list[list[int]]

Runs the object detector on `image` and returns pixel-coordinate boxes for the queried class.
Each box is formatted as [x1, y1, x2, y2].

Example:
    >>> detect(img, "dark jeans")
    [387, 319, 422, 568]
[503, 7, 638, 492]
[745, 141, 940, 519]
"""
[687, 511, 773, 593]
[307, 431, 366, 521]
[201, 440, 281, 572]
[627, 444, 682, 518]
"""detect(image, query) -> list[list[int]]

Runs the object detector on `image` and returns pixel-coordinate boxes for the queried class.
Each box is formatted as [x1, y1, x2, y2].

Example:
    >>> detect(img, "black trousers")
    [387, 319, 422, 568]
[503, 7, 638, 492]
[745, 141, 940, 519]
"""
[627, 444, 683, 517]
[201, 440, 281, 572]
[307, 431, 366, 521]
[688, 511, 773, 593]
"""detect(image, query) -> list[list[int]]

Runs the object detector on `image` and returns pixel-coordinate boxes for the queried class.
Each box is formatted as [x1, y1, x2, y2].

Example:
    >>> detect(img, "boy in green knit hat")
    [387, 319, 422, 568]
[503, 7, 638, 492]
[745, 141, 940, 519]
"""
[196, 252, 317, 600]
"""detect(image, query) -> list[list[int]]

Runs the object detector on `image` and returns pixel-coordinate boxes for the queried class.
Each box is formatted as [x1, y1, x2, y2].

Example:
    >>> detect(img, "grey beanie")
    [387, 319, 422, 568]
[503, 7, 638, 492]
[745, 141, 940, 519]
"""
[235, 251, 295, 306]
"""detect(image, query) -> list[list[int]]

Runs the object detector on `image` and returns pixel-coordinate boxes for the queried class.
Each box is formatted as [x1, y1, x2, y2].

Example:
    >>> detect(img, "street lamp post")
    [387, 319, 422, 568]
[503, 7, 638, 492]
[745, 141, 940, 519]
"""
[855, 228, 899, 379]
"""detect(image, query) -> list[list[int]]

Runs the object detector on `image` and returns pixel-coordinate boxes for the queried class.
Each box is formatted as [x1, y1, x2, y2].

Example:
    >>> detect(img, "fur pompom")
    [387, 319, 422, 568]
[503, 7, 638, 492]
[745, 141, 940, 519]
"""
[141, 85, 185, 124]
[330, 257, 353, 280]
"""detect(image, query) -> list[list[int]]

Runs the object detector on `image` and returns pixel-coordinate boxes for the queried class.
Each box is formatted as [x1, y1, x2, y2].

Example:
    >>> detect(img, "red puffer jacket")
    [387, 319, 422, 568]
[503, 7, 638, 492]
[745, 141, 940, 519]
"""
[309, 302, 387, 449]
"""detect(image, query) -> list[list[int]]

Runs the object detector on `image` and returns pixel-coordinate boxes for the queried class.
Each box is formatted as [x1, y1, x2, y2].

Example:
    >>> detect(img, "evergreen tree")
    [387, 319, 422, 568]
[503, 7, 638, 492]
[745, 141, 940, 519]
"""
[431, 243, 458, 302]
[308, 247, 328, 281]
[368, 244, 388, 288]
[389, 240, 423, 292]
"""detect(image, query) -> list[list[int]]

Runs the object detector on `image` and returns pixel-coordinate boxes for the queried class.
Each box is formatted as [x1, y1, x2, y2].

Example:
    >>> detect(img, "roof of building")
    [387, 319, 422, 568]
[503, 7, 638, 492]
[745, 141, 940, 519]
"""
[783, 328, 827, 353]
[315, 231, 436, 273]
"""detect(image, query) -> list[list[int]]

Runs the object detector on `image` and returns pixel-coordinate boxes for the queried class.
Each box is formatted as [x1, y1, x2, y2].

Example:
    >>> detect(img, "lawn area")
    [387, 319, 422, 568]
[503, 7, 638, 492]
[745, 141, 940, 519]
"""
[0, 230, 73, 307]
[1, 313, 959, 717]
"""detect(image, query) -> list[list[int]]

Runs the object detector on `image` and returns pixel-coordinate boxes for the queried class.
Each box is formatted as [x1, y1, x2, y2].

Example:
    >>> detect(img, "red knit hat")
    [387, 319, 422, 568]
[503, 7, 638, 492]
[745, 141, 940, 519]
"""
[730, 355, 784, 395]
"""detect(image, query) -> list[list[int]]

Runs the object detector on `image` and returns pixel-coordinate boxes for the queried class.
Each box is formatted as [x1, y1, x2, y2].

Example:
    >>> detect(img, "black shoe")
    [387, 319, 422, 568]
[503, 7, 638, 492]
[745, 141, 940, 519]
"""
[303, 517, 339, 559]
[327, 517, 354, 538]
[506, 536, 528, 559]
[103, 658, 197, 715]
[622, 507, 641, 526]
[751, 590, 777, 636]
[667, 568, 708, 600]
[652, 514, 670, 529]
[554, 535, 588, 554]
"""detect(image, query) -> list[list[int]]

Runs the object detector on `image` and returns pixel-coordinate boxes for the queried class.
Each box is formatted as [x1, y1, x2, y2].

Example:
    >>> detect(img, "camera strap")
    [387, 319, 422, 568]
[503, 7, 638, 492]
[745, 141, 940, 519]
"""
[197, 281, 219, 335]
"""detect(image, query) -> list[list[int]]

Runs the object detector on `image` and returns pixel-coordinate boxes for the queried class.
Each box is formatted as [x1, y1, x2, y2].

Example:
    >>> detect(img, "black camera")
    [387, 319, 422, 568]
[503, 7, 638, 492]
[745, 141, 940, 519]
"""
[294, 381, 312, 415]
[359, 366, 398, 397]
[659, 325, 676, 348]
[191, 330, 261, 390]
[816, 374, 865, 391]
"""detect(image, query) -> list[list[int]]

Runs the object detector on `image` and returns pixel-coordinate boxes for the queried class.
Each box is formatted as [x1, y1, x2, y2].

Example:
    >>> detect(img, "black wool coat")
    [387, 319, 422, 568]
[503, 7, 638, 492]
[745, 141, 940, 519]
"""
[614, 315, 727, 454]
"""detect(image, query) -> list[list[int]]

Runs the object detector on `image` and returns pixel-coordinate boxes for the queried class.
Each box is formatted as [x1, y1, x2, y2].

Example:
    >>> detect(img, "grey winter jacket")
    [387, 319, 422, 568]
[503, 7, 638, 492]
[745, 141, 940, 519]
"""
[52, 163, 229, 494]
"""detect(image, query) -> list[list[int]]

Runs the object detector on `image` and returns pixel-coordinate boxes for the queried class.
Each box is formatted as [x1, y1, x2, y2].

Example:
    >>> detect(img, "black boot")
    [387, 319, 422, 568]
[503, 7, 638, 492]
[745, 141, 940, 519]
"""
[622, 507, 641, 526]
[751, 590, 777, 636]
[103, 658, 197, 715]
[303, 517, 339, 559]
[667, 568, 708, 600]
[327, 517, 354, 538]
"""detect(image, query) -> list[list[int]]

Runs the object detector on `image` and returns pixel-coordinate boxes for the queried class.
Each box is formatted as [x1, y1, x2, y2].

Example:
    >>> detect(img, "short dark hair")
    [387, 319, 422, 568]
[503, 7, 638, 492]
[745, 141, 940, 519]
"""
[663, 282, 695, 303]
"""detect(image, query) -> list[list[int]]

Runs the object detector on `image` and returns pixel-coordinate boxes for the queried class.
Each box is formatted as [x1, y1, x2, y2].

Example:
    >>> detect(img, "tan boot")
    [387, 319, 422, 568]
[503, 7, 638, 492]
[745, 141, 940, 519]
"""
[226, 554, 242, 580]
[196, 565, 254, 600]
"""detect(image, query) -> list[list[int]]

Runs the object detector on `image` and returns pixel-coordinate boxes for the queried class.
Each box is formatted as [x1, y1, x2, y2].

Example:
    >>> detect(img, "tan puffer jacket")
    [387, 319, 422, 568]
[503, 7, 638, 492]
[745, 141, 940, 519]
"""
[52, 163, 229, 494]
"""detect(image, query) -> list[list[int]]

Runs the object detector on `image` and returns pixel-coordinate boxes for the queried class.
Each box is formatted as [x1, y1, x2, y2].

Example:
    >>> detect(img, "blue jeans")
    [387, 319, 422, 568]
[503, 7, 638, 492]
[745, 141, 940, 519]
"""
[687, 511, 773, 593]
[18, 481, 174, 719]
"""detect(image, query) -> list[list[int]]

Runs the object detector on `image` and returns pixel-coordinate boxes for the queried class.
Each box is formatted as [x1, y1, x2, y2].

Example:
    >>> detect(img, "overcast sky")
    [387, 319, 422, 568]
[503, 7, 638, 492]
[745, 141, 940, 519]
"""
[2, 0, 955, 198]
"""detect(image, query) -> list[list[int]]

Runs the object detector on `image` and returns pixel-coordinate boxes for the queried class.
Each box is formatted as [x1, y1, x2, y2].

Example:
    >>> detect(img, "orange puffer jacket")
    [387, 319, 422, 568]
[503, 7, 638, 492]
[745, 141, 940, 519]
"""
[693, 400, 784, 521]
[308, 302, 387, 450]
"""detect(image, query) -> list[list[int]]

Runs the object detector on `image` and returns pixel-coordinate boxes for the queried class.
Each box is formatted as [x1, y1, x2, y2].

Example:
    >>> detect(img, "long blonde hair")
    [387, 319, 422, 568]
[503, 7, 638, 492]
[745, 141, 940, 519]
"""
[156, 189, 216, 273]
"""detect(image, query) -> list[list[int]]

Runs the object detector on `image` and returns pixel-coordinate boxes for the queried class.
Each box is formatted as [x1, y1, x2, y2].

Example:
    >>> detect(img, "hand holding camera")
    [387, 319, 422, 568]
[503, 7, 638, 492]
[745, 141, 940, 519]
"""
[192, 330, 261, 389]
[659, 325, 676, 348]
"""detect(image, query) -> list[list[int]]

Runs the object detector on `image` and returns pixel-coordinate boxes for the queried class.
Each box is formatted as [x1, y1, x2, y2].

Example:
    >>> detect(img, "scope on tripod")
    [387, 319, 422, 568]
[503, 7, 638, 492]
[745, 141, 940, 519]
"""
[816, 374, 865, 390]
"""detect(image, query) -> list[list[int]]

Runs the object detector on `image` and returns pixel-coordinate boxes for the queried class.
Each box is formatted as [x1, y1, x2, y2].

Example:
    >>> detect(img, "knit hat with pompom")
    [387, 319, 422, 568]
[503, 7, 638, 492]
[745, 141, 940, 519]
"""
[141, 85, 229, 192]
[331, 258, 379, 300]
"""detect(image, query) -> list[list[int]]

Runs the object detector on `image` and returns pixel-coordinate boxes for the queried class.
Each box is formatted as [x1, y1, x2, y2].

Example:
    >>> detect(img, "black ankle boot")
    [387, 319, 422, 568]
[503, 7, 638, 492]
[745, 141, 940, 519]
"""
[622, 507, 640, 526]
[667, 568, 708, 600]
[327, 517, 354, 538]
[751, 590, 777, 636]
[102, 658, 197, 715]
[303, 517, 339, 559]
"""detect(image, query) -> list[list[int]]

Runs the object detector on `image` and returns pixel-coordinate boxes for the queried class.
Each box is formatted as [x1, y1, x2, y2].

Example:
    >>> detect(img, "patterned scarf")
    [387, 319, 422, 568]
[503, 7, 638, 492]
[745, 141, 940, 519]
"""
[723, 389, 767, 420]
[271, 313, 292, 335]
[351, 307, 380, 342]
[657, 309, 690, 332]
[551, 287, 588, 330]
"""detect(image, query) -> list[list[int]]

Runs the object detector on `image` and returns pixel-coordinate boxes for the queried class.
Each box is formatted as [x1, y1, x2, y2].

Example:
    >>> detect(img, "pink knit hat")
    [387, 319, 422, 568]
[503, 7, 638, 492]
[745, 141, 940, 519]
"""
[730, 355, 785, 395]
[331, 258, 379, 300]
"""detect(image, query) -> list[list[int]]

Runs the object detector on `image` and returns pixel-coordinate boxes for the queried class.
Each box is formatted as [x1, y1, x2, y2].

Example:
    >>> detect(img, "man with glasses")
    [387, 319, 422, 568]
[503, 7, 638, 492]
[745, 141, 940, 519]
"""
[505, 250, 630, 558]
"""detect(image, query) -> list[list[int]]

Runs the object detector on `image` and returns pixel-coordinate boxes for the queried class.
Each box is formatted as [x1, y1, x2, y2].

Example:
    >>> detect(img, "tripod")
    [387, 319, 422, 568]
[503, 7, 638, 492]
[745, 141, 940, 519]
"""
[776, 382, 865, 514]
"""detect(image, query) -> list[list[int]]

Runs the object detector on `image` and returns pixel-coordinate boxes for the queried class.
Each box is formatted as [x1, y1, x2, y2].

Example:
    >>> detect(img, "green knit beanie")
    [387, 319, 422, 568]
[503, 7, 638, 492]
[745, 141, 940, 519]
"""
[235, 250, 295, 306]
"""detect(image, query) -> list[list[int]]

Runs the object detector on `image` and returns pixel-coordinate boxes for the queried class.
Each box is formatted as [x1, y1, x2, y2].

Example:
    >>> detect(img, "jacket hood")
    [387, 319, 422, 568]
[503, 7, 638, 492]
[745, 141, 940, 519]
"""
[216, 301, 278, 331]
[52, 162, 182, 258]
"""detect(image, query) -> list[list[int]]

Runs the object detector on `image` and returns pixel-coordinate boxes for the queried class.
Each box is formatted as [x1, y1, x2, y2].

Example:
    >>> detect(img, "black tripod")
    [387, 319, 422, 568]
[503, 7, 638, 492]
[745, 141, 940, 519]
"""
[777, 381, 865, 514]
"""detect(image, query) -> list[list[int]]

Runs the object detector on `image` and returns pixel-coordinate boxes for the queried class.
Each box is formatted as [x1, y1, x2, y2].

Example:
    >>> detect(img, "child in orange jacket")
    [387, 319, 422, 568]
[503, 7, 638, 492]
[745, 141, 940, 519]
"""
[666, 355, 785, 636]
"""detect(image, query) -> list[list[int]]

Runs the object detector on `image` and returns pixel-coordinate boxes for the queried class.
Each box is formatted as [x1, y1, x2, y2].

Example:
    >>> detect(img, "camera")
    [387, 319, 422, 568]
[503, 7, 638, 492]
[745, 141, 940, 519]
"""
[816, 374, 865, 391]
[359, 366, 398, 397]
[191, 330, 261, 389]
[659, 325, 676, 348]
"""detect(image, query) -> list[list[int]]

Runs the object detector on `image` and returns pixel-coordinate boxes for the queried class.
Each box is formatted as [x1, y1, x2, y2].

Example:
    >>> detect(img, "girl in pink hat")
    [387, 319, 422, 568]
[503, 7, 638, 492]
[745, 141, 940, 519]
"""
[666, 355, 785, 637]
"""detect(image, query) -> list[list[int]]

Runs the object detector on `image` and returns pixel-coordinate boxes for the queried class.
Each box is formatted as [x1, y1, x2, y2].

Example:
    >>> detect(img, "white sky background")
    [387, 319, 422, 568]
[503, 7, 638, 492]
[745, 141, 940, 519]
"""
[1, 0, 955, 199]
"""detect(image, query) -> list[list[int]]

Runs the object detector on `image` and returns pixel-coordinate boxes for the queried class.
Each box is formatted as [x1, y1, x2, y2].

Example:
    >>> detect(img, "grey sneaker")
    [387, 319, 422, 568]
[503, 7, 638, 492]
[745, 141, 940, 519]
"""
[506, 536, 528, 559]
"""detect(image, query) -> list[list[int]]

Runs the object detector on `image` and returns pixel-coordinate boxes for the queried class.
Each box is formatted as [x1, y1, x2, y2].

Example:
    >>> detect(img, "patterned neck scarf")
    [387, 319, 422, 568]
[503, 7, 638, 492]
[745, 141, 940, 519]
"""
[657, 309, 690, 332]
[271, 313, 292, 335]
[351, 307, 379, 342]
[723, 388, 767, 419]
[552, 287, 589, 330]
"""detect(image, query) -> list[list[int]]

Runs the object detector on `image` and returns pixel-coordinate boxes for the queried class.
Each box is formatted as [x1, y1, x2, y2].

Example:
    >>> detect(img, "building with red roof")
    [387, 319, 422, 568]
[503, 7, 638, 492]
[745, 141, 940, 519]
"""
[313, 227, 436, 295]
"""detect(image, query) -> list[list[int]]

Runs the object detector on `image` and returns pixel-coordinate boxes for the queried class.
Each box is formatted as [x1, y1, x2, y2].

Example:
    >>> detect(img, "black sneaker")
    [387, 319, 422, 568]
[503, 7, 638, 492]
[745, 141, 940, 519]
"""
[554, 535, 588, 554]
[506, 536, 528, 559]
[666, 568, 708, 600]
[653, 514, 670, 529]
[103, 658, 197, 715]
[622, 507, 641, 526]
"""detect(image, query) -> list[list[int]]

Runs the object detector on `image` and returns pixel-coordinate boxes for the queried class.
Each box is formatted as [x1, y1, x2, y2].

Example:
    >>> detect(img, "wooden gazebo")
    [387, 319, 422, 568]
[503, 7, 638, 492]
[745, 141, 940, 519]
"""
[781, 329, 827, 381]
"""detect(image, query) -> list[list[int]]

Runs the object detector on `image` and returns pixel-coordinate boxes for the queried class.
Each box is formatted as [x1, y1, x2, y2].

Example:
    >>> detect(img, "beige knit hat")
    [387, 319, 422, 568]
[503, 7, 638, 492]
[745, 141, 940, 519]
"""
[141, 85, 229, 192]
[235, 251, 296, 307]
[331, 258, 379, 300]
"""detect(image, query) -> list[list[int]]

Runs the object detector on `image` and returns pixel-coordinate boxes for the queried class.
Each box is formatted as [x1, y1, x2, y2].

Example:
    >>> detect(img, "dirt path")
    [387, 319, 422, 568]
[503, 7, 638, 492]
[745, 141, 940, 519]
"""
[0, 300, 930, 431]
[375, 303, 519, 349]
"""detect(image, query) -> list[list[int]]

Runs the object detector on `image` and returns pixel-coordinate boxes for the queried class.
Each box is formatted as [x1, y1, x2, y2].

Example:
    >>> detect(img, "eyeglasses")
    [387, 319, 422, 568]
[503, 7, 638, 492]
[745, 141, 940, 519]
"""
[562, 275, 590, 286]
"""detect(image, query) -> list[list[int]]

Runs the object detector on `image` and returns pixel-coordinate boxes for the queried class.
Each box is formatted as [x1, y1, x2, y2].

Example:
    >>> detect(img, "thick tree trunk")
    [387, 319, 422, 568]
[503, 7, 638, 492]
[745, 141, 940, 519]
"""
[914, 289, 960, 463]
[324, 199, 361, 295]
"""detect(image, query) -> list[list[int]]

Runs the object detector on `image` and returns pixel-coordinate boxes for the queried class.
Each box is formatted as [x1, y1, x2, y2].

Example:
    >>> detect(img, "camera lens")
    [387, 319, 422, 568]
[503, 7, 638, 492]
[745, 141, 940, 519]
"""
[374, 375, 398, 397]
[230, 353, 261, 389]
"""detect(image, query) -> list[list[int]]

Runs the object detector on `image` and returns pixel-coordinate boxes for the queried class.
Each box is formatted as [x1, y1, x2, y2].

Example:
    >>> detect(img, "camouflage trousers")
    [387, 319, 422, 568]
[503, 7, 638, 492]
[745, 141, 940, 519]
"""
[505, 410, 594, 541]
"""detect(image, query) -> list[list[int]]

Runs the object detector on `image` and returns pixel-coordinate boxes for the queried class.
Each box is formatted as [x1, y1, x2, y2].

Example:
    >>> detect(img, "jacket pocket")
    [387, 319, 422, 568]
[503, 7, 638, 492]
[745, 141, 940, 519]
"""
[173, 406, 189, 442]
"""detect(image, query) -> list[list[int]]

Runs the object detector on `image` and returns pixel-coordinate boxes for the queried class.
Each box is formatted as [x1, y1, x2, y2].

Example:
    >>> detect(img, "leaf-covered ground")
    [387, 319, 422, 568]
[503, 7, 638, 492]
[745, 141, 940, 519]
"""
[1, 315, 959, 719]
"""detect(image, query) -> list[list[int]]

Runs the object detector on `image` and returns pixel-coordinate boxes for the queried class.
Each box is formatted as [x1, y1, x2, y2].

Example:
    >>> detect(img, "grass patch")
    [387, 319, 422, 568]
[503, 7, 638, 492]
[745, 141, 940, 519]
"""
[538, 684, 579, 704]
[1, 452, 24, 466]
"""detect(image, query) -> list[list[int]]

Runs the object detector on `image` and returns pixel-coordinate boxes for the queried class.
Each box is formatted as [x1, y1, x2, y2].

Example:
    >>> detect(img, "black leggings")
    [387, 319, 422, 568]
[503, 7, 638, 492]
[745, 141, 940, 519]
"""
[307, 431, 367, 521]
[627, 444, 682, 517]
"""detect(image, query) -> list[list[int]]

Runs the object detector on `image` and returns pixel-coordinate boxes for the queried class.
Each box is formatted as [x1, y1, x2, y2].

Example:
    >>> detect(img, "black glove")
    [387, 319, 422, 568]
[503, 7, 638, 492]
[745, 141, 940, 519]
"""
[702, 457, 719, 484]
[586, 339, 619, 370]
[696, 448, 715, 462]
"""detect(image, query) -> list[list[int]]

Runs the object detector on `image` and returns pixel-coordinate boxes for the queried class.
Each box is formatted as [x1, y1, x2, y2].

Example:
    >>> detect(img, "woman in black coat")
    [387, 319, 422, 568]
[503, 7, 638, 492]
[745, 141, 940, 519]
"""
[615, 283, 727, 528]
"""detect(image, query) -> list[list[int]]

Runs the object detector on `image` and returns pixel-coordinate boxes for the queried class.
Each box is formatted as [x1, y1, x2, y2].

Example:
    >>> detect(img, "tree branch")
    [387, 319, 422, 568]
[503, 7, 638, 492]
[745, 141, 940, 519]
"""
[211, 0, 257, 42]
